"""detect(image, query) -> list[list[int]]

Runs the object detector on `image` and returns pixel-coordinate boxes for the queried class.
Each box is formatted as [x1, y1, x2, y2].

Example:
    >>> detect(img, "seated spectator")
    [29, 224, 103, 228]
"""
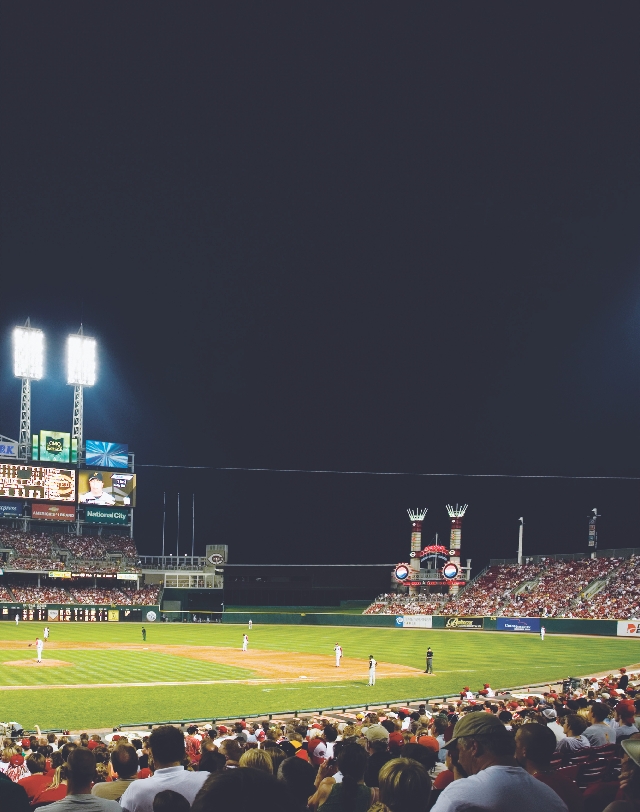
[584, 703, 616, 746]
[277, 757, 316, 812]
[515, 723, 584, 812]
[376, 757, 432, 812]
[615, 701, 639, 745]
[239, 749, 273, 774]
[92, 743, 139, 802]
[541, 708, 566, 743]
[218, 738, 243, 768]
[431, 711, 567, 812]
[192, 765, 296, 812]
[45, 748, 121, 810]
[363, 724, 393, 788]
[153, 789, 190, 812]
[18, 753, 49, 802]
[308, 742, 375, 811]
[120, 725, 209, 811]
[6, 753, 30, 783]
[0, 771, 29, 812]
[198, 749, 226, 774]
[555, 715, 591, 757]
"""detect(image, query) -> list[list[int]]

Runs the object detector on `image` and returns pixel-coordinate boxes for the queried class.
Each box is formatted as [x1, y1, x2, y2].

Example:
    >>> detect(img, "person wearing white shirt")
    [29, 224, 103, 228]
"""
[120, 726, 208, 812]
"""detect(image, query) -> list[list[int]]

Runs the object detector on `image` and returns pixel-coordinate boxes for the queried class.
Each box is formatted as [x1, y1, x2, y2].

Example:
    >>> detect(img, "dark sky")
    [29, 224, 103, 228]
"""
[1, 5, 640, 568]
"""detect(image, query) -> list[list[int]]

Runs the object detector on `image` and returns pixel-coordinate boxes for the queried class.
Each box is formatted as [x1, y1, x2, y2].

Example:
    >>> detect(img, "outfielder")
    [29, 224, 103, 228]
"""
[242, 634, 249, 651]
[334, 643, 343, 667]
[540, 625, 546, 641]
[44, 626, 50, 641]
[248, 619, 253, 630]
[368, 655, 377, 686]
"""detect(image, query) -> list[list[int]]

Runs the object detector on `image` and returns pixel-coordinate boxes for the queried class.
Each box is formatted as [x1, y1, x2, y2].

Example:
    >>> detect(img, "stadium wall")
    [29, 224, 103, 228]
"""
[221, 613, 619, 635]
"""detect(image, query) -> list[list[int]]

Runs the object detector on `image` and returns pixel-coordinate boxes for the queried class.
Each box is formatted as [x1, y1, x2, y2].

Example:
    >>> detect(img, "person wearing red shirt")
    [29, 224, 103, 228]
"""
[18, 753, 50, 803]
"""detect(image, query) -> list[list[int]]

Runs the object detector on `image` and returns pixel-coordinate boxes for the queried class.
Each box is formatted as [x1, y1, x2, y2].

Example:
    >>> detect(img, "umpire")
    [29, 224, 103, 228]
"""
[425, 646, 434, 673]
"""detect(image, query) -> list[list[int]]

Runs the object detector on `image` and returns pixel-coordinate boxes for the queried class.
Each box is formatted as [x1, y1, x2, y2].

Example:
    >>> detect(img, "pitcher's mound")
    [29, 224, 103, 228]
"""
[4, 659, 71, 667]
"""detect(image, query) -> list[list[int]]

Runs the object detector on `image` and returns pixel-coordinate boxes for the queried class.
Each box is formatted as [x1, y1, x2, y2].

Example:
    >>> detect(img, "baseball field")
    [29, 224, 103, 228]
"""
[0, 621, 638, 730]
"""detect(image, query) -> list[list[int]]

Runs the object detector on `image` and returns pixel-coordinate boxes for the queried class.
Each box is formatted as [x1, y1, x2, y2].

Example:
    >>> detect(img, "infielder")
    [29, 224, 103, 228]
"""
[44, 626, 50, 641]
[368, 655, 377, 686]
[35, 637, 44, 663]
[334, 643, 343, 667]
[242, 634, 249, 651]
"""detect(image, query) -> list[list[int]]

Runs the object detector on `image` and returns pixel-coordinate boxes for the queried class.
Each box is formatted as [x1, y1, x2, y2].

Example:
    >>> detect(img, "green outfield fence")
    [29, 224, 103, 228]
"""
[221, 612, 619, 635]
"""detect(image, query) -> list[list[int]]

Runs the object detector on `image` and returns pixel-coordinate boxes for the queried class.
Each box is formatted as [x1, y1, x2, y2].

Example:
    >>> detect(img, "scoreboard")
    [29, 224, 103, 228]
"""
[0, 464, 75, 501]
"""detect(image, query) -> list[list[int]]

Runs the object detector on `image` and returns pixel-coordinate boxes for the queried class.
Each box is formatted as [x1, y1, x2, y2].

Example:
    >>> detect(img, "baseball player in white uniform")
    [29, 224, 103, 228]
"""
[44, 626, 50, 640]
[368, 655, 377, 686]
[36, 637, 44, 663]
[540, 626, 546, 641]
[334, 643, 343, 667]
[15, 613, 19, 626]
[248, 619, 252, 630]
[242, 634, 249, 651]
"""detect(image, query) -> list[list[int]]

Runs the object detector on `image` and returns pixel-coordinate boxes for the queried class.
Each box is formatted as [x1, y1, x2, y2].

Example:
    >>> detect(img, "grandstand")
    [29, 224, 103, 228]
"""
[364, 550, 640, 620]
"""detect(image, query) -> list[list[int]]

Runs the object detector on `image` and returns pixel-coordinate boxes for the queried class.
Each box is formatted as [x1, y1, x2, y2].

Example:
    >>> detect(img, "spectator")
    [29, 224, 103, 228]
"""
[152, 789, 190, 812]
[515, 723, 584, 812]
[308, 742, 375, 811]
[192, 766, 296, 812]
[376, 757, 432, 812]
[45, 748, 121, 810]
[584, 704, 616, 747]
[363, 724, 393, 788]
[198, 749, 226, 774]
[6, 753, 30, 783]
[18, 753, 49, 802]
[615, 701, 639, 745]
[431, 711, 567, 812]
[0, 771, 29, 812]
[92, 743, 139, 802]
[218, 738, 243, 768]
[555, 715, 591, 758]
[120, 725, 209, 812]
[542, 708, 567, 744]
[277, 757, 316, 812]
[239, 749, 273, 773]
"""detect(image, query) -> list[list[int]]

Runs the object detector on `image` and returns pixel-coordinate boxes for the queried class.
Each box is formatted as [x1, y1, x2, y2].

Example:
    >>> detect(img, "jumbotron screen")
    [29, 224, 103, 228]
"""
[0, 464, 76, 502]
[78, 471, 136, 507]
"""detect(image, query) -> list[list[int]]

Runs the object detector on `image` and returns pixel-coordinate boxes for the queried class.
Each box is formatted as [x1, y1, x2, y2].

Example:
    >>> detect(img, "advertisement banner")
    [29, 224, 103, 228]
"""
[108, 610, 119, 622]
[0, 465, 75, 502]
[395, 615, 433, 628]
[0, 502, 23, 518]
[78, 471, 136, 507]
[116, 573, 138, 581]
[48, 609, 59, 621]
[85, 440, 129, 469]
[49, 571, 72, 579]
[38, 430, 72, 463]
[496, 617, 541, 633]
[444, 616, 485, 630]
[617, 621, 640, 637]
[84, 506, 129, 525]
[0, 440, 18, 459]
[32, 503, 76, 522]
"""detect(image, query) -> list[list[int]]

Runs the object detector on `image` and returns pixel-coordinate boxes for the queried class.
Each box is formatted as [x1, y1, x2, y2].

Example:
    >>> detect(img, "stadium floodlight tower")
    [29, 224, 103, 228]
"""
[67, 326, 96, 460]
[446, 503, 468, 595]
[407, 508, 428, 595]
[13, 319, 45, 461]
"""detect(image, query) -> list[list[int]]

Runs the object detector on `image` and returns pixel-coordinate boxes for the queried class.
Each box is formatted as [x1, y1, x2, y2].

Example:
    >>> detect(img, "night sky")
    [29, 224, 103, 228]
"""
[1, 6, 639, 569]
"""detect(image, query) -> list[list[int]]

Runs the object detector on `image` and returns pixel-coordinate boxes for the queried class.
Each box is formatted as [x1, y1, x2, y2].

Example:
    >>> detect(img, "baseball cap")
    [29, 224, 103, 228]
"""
[10, 754, 25, 766]
[218, 725, 228, 734]
[388, 731, 404, 748]
[89, 472, 103, 481]
[542, 709, 557, 720]
[87, 740, 99, 750]
[416, 735, 440, 752]
[364, 724, 390, 742]
[21, 738, 30, 748]
[617, 699, 636, 715]
[444, 711, 505, 747]
[622, 738, 640, 768]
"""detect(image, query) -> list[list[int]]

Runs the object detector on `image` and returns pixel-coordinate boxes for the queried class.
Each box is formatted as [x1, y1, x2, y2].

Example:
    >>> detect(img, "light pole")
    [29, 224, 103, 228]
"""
[13, 320, 45, 461]
[67, 326, 96, 462]
[518, 517, 524, 565]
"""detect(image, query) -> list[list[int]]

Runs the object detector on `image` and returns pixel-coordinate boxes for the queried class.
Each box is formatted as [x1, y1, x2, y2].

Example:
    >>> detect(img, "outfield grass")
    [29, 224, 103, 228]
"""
[0, 621, 637, 729]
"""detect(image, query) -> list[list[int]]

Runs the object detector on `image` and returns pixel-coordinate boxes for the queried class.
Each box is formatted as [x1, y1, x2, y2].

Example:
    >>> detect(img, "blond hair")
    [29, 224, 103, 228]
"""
[378, 758, 432, 812]
[239, 748, 273, 774]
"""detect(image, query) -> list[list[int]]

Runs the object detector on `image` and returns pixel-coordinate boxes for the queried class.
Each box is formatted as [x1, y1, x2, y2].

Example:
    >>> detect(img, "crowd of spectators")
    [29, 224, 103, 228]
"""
[364, 555, 640, 620]
[2, 670, 639, 811]
[3, 583, 161, 606]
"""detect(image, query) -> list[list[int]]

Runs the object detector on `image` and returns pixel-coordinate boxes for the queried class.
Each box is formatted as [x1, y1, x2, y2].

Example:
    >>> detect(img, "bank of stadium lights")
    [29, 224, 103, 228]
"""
[67, 329, 97, 458]
[14, 320, 45, 460]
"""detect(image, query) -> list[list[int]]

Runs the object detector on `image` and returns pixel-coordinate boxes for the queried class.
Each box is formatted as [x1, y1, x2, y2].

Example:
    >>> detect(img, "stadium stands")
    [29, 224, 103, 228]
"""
[364, 554, 640, 619]
[2, 672, 638, 810]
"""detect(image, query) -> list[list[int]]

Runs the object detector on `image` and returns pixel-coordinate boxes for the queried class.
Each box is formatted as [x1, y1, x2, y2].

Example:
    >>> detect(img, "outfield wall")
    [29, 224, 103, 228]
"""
[221, 612, 621, 636]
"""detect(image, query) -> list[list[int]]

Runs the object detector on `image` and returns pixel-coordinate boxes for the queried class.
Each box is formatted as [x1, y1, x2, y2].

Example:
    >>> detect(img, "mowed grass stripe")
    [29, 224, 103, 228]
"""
[0, 650, 255, 686]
